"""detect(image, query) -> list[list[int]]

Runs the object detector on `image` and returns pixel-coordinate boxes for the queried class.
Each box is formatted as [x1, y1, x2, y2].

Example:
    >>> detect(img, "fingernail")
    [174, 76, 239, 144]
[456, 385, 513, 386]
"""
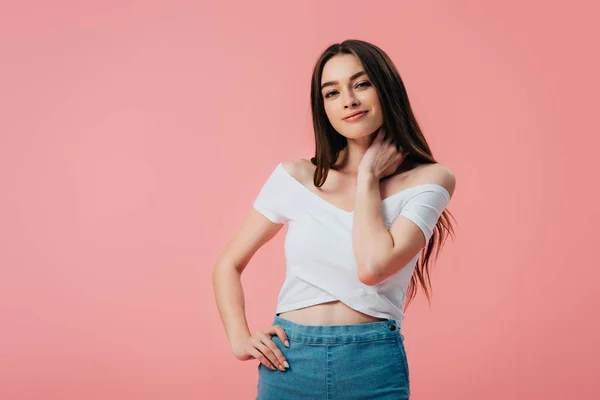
[283, 361, 290, 368]
[285, 340, 290, 347]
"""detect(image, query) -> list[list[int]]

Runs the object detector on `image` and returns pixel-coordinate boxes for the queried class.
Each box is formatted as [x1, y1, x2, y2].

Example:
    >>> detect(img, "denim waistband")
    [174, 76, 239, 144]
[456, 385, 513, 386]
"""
[272, 315, 403, 344]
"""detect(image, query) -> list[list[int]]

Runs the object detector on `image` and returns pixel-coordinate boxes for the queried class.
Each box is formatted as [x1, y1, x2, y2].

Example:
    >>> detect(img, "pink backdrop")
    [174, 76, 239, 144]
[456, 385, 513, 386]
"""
[1, 1, 598, 399]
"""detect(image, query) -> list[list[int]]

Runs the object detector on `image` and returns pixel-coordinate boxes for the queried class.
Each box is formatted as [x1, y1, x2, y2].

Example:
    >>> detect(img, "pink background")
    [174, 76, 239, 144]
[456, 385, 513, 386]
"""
[1, 1, 598, 399]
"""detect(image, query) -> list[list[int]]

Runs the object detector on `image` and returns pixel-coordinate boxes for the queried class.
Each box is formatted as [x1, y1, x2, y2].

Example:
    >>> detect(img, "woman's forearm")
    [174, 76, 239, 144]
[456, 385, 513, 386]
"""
[352, 171, 394, 283]
[212, 261, 252, 350]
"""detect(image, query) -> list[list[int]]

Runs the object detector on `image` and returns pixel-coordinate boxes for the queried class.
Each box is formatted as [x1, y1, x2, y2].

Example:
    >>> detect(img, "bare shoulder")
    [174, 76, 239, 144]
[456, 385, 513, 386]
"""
[281, 158, 313, 183]
[409, 163, 456, 198]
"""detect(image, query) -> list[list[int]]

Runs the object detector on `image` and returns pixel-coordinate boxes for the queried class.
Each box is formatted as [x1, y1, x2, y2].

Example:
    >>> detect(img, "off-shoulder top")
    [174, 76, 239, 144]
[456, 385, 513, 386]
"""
[252, 162, 451, 326]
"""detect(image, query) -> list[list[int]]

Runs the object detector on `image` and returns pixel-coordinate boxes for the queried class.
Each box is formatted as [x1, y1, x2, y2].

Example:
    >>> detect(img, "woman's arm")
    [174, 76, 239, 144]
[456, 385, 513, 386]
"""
[352, 171, 395, 284]
[353, 164, 455, 285]
[212, 209, 284, 352]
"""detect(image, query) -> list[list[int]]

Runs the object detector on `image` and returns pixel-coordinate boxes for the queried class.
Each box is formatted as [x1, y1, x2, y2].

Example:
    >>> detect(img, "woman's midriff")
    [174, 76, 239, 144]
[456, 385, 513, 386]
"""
[277, 300, 387, 326]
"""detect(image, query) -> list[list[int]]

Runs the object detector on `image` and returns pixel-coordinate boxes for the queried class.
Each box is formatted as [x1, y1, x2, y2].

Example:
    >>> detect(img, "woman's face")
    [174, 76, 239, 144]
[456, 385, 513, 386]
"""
[320, 54, 383, 140]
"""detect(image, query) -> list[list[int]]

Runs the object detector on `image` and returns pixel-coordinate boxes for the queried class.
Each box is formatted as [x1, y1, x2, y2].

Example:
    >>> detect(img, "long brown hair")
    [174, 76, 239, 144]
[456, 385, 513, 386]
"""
[309, 39, 457, 310]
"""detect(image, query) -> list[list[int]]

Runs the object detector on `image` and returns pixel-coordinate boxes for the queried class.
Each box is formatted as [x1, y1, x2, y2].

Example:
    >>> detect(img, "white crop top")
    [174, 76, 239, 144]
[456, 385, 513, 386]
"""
[252, 162, 451, 326]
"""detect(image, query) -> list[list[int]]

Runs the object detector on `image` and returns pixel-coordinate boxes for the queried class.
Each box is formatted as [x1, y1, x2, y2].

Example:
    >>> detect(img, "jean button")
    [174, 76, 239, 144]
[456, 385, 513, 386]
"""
[388, 323, 396, 331]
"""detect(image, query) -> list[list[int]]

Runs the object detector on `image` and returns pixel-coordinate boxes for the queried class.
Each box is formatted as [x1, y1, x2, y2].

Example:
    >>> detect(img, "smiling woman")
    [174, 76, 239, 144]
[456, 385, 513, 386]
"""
[213, 39, 457, 400]
[320, 61, 384, 138]
[344, 109, 368, 121]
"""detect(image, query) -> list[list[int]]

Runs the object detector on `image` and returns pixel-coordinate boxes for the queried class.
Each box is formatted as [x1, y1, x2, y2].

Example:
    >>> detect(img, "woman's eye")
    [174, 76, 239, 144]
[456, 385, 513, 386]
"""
[324, 82, 370, 98]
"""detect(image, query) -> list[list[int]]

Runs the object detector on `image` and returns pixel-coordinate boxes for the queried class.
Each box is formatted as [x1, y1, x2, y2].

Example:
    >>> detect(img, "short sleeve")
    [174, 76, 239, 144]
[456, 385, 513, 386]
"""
[396, 185, 450, 246]
[252, 164, 290, 224]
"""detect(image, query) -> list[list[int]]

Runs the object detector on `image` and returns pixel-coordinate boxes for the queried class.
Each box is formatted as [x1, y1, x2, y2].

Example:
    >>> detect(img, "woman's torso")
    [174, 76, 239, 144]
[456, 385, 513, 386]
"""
[278, 300, 388, 325]
[278, 158, 427, 326]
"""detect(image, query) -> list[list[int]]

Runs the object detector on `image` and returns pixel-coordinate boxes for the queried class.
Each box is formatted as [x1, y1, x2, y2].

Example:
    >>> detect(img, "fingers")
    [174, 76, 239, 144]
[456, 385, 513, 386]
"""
[384, 136, 404, 155]
[272, 325, 290, 349]
[264, 328, 291, 370]
[373, 130, 384, 144]
[252, 334, 281, 371]
[377, 127, 404, 153]
[247, 346, 279, 371]
[254, 329, 289, 372]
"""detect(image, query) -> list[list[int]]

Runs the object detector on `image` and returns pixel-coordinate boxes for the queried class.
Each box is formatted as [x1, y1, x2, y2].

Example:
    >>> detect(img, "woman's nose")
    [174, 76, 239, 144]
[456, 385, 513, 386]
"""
[343, 92, 359, 108]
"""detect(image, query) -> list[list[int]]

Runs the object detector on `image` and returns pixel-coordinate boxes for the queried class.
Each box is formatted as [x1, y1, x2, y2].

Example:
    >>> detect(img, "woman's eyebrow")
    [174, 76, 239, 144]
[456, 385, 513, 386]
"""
[321, 71, 366, 90]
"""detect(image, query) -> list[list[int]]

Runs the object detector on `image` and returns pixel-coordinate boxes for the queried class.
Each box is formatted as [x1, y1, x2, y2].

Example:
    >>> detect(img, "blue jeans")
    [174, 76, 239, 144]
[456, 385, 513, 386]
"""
[256, 315, 410, 399]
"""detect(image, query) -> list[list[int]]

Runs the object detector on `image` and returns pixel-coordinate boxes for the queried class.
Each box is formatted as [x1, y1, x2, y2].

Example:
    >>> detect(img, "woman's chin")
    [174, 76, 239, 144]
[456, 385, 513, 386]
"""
[343, 130, 377, 141]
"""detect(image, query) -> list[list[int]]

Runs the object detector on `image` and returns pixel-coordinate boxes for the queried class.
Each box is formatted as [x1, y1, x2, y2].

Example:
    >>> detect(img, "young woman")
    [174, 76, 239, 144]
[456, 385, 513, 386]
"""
[213, 39, 457, 399]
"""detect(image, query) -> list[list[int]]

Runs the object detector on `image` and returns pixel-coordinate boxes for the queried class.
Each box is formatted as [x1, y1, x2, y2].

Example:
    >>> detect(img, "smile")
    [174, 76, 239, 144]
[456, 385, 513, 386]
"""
[344, 111, 368, 122]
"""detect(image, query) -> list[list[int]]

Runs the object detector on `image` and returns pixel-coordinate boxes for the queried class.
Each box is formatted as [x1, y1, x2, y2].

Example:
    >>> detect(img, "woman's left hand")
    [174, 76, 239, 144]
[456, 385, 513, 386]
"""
[358, 126, 407, 180]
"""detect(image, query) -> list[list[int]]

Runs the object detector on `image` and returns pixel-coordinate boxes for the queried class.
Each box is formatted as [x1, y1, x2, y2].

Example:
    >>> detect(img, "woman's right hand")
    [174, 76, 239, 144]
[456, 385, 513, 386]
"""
[232, 324, 290, 371]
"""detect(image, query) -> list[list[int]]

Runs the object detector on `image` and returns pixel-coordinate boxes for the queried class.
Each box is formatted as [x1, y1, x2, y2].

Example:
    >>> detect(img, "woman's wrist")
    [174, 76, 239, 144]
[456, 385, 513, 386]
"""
[357, 168, 379, 185]
[229, 329, 251, 349]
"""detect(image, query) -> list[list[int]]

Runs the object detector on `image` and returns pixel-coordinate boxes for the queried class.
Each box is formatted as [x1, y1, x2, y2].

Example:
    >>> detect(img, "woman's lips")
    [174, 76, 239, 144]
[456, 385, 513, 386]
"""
[344, 111, 368, 122]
